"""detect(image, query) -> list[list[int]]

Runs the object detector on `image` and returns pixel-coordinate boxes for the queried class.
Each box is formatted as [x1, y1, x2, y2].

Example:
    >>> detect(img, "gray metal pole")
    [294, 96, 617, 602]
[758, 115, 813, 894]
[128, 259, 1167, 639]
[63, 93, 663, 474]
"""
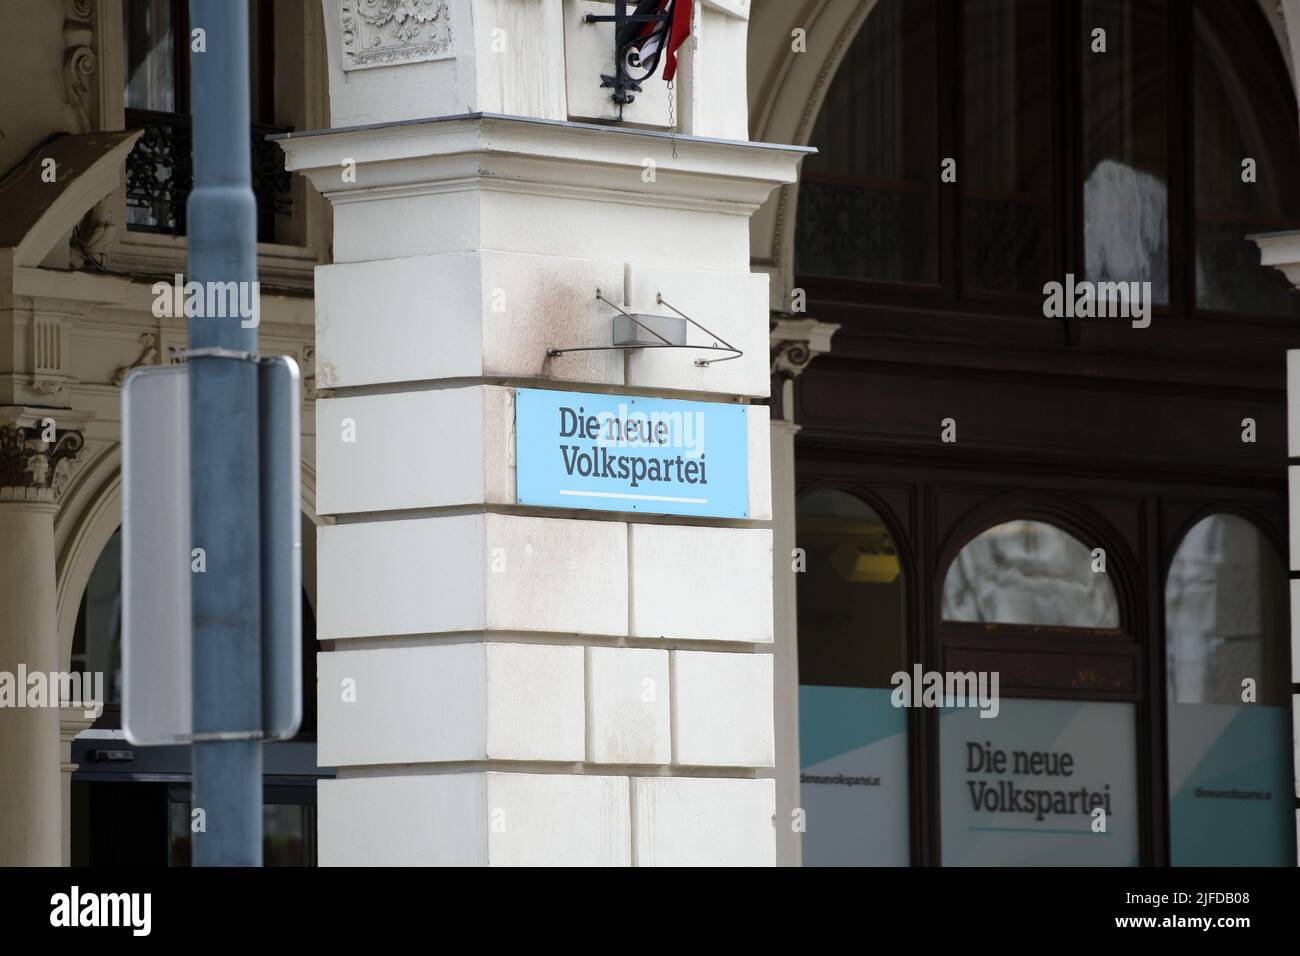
[187, 0, 262, 866]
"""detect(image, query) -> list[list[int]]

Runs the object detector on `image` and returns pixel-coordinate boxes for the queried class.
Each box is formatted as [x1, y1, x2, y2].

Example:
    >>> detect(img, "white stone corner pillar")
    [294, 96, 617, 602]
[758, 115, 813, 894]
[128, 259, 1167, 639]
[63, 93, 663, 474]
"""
[1286, 348, 1300, 862]
[1255, 231, 1300, 854]
[766, 316, 836, 867]
[0, 412, 86, 865]
[287, 0, 809, 866]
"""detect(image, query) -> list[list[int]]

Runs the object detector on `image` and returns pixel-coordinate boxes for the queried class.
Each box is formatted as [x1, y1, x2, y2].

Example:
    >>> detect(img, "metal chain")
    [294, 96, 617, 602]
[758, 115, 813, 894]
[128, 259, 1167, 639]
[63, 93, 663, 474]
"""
[667, 79, 677, 159]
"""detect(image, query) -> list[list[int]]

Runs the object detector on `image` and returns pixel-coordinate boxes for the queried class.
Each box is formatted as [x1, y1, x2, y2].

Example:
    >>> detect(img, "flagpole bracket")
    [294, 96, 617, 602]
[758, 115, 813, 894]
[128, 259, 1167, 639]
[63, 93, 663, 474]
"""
[584, 0, 674, 121]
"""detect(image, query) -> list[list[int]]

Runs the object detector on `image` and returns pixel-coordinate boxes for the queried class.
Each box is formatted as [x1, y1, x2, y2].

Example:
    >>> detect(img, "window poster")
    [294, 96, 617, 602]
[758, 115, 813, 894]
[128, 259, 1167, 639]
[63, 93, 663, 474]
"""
[940, 699, 1139, 866]
[799, 686, 910, 866]
[1167, 702, 1296, 866]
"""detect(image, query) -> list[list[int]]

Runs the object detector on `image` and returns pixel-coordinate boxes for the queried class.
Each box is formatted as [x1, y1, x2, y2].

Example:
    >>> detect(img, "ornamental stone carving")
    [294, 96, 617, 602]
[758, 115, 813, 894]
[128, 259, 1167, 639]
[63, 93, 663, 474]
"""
[63, 0, 97, 133]
[0, 422, 85, 502]
[338, 0, 453, 72]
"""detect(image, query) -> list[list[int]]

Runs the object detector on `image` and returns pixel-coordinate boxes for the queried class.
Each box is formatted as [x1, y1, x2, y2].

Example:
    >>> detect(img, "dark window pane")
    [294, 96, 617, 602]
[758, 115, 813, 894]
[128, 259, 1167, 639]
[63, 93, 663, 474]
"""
[79, 528, 123, 705]
[797, 490, 907, 686]
[963, 0, 1054, 295]
[249, 0, 275, 124]
[123, 0, 176, 113]
[169, 799, 314, 866]
[1081, 0, 1169, 303]
[1192, 0, 1300, 316]
[796, 0, 938, 283]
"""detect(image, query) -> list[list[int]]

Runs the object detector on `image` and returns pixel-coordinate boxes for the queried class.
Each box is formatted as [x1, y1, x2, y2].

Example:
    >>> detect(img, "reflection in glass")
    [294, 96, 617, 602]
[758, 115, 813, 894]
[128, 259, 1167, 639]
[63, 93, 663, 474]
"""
[795, 0, 938, 283]
[123, 0, 176, 113]
[797, 489, 906, 687]
[1081, 0, 1169, 303]
[962, 0, 1053, 294]
[942, 520, 1119, 628]
[1193, 0, 1300, 316]
[1165, 514, 1295, 865]
[796, 489, 909, 866]
[1165, 514, 1287, 706]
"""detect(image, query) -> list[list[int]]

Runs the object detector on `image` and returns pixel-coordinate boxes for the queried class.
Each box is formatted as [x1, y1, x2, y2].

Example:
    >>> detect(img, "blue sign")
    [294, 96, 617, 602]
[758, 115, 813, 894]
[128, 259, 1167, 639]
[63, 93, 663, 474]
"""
[514, 388, 750, 518]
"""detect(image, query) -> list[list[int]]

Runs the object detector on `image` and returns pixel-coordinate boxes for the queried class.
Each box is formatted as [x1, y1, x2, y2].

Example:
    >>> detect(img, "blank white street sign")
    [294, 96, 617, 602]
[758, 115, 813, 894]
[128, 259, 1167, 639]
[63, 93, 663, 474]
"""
[121, 358, 301, 745]
[121, 364, 192, 744]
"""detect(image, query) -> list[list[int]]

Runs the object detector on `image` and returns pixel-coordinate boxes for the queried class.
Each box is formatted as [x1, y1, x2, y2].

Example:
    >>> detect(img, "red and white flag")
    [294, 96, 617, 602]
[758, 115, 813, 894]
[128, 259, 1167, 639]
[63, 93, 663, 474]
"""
[635, 0, 693, 81]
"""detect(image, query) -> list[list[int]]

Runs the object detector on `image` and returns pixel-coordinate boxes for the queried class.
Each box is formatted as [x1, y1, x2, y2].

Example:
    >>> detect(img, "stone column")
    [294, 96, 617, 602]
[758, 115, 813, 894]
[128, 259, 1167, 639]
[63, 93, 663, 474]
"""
[0, 413, 84, 865]
[767, 316, 836, 867]
[283, 0, 808, 865]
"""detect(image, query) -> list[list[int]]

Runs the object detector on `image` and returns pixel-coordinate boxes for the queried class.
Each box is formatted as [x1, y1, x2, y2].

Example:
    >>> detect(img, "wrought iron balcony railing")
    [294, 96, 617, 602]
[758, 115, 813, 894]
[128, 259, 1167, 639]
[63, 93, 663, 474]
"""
[124, 108, 294, 243]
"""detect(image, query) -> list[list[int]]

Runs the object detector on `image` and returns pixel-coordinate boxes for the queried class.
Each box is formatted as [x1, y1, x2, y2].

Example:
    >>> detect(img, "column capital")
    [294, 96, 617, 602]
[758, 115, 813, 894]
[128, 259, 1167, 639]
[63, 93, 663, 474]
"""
[0, 406, 90, 503]
[769, 315, 838, 380]
[1250, 229, 1300, 288]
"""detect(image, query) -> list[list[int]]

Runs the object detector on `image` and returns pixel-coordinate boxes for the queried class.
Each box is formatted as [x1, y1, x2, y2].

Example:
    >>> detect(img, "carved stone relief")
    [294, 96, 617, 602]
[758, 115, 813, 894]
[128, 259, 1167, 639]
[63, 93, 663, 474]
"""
[338, 0, 454, 72]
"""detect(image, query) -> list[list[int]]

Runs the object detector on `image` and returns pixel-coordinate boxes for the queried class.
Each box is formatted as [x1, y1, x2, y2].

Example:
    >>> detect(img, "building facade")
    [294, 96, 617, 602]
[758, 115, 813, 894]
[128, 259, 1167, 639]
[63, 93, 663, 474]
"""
[1, 0, 1299, 866]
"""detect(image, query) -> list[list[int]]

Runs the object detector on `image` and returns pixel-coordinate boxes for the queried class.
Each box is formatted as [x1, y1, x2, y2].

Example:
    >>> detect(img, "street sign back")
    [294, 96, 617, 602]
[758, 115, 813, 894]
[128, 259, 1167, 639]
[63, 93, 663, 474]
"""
[121, 357, 301, 745]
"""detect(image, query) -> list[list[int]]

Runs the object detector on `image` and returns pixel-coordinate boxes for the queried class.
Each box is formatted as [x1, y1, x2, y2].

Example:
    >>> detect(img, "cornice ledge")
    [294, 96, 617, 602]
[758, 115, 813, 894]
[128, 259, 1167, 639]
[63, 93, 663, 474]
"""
[275, 113, 812, 211]
[10, 264, 133, 305]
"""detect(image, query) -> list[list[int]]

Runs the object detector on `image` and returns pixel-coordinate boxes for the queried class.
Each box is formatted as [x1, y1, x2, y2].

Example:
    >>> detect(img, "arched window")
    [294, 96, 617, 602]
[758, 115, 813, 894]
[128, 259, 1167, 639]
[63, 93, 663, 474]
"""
[796, 489, 909, 866]
[1164, 513, 1296, 865]
[941, 520, 1120, 629]
[796, 0, 1300, 316]
[796, 0, 938, 284]
[937, 516, 1138, 867]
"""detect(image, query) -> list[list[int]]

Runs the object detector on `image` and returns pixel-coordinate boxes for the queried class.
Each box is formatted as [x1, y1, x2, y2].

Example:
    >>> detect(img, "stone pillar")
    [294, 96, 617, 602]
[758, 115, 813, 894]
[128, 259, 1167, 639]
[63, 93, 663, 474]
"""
[1289, 349, 1300, 863]
[0, 413, 84, 865]
[767, 317, 836, 867]
[1254, 230, 1300, 858]
[283, 0, 808, 865]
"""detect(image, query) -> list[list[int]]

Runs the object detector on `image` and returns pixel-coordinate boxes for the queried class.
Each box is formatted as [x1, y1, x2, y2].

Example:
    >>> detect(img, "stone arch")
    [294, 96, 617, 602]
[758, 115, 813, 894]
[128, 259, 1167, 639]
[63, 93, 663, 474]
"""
[1263, 0, 1300, 105]
[55, 444, 121, 670]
